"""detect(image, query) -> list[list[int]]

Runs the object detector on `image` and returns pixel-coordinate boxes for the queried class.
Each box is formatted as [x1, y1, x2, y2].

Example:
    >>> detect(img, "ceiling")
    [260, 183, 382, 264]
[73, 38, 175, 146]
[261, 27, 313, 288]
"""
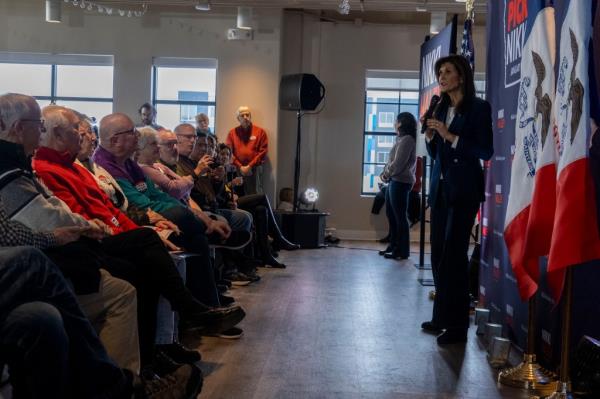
[89, 0, 487, 13]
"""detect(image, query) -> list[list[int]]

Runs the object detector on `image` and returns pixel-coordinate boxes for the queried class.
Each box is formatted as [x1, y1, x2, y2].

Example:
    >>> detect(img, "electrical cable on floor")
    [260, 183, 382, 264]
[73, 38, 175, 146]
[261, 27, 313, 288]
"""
[326, 244, 431, 254]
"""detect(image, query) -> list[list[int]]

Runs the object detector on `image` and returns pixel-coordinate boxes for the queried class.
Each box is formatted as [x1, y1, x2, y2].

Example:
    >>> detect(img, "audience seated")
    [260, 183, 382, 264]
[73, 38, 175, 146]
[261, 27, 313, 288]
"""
[0, 95, 243, 370]
[0, 197, 140, 373]
[174, 124, 253, 234]
[0, 246, 202, 399]
[217, 143, 299, 268]
[0, 91, 292, 397]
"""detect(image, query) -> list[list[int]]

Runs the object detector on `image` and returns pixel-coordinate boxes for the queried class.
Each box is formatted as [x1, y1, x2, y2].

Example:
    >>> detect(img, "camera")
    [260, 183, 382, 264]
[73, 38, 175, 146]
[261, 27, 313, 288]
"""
[209, 158, 222, 169]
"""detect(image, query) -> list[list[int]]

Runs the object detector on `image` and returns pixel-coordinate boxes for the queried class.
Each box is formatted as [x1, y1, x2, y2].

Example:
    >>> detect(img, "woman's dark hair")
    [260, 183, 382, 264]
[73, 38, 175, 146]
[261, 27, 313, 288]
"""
[396, 112, 417, 140]
[434, 54, 475, 113]
[218, 143, 231, 154]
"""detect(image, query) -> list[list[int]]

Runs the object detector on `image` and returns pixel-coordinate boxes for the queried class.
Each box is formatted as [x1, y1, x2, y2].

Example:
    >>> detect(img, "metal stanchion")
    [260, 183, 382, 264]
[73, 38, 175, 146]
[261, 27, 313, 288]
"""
[498, 296, 558, 396]
[547, 268, 574, 399]
[416, 156, 434, 286]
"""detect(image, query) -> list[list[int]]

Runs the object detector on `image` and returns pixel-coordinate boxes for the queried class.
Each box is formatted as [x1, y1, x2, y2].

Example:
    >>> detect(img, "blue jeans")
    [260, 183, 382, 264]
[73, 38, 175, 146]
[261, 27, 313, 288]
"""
[0, 247, 128, 399]
[155, 255, 186, 345]
[385, 181, 411, 258]
[217, 208, 253, 232]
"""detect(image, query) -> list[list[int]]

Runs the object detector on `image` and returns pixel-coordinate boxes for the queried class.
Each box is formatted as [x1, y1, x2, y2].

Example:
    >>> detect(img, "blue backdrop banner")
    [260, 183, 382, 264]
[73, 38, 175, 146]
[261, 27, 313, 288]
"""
[482, 0, 600, 368]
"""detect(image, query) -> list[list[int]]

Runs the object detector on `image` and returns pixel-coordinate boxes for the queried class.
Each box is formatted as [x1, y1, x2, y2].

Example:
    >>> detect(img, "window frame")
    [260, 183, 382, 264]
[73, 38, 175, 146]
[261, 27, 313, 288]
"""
[151, 57, 218, 131]
[361, 72, 420, 196]
[0, 52, 114, 113]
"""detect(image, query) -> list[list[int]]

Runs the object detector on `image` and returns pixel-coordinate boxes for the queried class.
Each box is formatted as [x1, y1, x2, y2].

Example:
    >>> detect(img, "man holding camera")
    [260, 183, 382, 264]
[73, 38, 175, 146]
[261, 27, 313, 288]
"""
[225, 106, 268, 195]
[174, 124, 252, 232]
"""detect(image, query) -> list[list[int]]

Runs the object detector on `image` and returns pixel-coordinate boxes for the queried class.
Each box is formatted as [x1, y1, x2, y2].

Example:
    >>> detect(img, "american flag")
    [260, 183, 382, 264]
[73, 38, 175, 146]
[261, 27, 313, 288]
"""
[460, 17, 475, 70]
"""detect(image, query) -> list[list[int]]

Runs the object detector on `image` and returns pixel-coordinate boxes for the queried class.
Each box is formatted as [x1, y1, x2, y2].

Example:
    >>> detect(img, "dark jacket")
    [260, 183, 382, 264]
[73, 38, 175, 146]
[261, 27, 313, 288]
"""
[426, 97, 494, 209]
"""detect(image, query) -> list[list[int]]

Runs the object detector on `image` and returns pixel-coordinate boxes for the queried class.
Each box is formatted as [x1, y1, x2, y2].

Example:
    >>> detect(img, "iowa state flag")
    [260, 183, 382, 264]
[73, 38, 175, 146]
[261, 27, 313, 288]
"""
[548, 0, 600, 301]
[505, 4, 556, 301]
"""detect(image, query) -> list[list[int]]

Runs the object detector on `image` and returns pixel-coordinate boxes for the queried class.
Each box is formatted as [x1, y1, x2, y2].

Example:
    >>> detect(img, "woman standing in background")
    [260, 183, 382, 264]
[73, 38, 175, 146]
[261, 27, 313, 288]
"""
[379, 112, 417, 261]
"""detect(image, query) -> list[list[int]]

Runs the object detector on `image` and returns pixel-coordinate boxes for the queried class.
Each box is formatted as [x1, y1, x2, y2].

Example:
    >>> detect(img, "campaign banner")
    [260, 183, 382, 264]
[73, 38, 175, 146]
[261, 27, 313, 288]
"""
[418, 19, 457, 120]
[483, 0, 600, 367]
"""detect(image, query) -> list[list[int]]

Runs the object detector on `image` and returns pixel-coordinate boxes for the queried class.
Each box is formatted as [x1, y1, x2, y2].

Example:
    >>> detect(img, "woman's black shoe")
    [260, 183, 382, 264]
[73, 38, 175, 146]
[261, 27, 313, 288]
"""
[263, 256, 286, 268]
[378, 246, 394, 256]
[421, 321, 443, 334]
[383, 252, 407, 260]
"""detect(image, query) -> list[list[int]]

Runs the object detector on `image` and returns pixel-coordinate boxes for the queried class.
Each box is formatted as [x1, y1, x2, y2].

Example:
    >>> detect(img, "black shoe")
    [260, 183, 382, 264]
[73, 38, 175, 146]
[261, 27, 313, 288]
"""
[134, 364, 203, 399]
[436, 329, 468, 345]
[263, 256, 286, 268]
[383, 252, 407, 260]
[378, 246, 394, 256]
[225, 271, 254, 286]
[219, 294, 235, 306]
[180, 305, 246, 334]
[156, 342, 201, 364]
[421, 321, 443, 335]
[209, 231, 252, 250]
[150, 351, 183, 377]
[277, 239, 300, 251]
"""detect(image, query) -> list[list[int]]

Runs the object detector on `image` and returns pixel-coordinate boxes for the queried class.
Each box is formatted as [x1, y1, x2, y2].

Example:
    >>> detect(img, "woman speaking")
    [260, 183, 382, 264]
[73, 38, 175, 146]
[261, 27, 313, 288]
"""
[421, 55, 493, 345]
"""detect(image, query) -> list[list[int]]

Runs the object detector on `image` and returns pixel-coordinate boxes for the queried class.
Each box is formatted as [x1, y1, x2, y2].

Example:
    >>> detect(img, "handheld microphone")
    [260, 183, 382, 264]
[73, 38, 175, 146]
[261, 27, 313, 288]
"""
[420, 94, 441, 134]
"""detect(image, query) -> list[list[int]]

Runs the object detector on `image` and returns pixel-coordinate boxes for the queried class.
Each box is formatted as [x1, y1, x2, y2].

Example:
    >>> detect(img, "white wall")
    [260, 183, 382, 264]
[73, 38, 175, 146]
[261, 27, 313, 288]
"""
[277, 11, 487, 239]
[0, 0, 282, 198]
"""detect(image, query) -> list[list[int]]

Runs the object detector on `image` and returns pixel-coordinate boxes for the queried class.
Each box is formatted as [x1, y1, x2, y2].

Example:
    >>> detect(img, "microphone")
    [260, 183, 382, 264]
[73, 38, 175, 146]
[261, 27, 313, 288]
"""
[420, 94, 441, 134]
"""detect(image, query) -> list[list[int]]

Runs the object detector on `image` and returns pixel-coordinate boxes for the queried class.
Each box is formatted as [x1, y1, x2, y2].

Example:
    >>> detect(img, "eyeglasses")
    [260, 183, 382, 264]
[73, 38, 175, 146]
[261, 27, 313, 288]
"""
[176, 134, 196, 141]
[113, 128, 139, 137]
[20, 118, 46, 132]
[158, 140, 179, 147]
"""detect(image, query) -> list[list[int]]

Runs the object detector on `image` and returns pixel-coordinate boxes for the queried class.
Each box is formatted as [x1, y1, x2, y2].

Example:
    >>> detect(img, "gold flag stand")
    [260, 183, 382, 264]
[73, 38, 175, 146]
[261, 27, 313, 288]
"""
[498, 296, 558, 396]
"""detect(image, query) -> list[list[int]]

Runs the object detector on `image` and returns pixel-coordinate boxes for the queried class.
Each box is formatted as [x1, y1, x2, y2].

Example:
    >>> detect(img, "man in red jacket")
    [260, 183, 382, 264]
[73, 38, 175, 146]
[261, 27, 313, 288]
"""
[225, 106, 268, 195]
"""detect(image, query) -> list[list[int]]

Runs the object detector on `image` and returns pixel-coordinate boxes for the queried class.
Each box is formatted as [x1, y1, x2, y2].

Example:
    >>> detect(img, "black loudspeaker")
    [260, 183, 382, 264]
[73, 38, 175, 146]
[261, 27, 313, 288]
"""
[279, 73, 325, 111]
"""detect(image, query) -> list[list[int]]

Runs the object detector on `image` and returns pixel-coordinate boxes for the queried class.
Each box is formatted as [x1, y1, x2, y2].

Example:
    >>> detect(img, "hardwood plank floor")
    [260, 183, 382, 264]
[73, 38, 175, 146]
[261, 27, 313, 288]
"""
[186, 242, 528, 399]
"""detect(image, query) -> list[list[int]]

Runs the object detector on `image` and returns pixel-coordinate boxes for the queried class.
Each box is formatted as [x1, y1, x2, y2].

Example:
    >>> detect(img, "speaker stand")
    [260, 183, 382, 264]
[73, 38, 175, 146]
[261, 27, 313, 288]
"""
[293, 110, 304, 212]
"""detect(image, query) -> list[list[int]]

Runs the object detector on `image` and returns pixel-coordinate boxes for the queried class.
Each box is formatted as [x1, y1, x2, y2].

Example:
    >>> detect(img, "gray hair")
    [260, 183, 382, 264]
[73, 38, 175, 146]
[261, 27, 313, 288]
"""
[137, 126, 158, 150]
[0, 93, 38, 138]
[41, 105, 72, 146]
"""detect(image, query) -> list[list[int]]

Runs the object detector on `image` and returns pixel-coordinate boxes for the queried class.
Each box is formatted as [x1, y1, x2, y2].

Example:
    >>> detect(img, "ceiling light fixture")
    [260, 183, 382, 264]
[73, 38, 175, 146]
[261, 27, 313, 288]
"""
[338, 0, 350, 15]
[45, 0, 61, 23]
[237, 6, 253, 29]
[195, 1, 210, 11]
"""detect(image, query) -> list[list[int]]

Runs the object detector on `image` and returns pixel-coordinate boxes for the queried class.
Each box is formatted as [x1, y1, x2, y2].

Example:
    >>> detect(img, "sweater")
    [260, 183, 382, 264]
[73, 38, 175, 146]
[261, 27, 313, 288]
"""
[382, 135, 416, 187]
[140, 162, 193, 201]
[225, 124, 268, 168]
[33, 147, 138, 235]
[0, 140, 101, 294]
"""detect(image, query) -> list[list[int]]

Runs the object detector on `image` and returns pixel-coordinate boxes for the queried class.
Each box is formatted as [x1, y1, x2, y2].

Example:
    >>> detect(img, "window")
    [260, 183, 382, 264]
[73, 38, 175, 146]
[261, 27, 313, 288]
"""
[0, 53, 114, 121]
[152, 58, 217, 132]
[376, 151, 388, 164]
[378, 112, 395, 128]
[362, 71, 419, 195]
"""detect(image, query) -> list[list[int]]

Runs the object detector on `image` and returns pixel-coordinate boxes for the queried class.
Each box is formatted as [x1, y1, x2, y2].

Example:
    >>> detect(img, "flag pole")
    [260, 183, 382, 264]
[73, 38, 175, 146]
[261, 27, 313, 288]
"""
[497, 295, 558, 396]
[547, 267, 574, 399]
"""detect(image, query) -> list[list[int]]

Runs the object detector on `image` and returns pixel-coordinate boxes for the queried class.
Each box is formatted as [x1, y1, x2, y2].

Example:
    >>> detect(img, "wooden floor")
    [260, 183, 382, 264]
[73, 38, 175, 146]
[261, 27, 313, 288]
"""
[188, 241, 527, 399]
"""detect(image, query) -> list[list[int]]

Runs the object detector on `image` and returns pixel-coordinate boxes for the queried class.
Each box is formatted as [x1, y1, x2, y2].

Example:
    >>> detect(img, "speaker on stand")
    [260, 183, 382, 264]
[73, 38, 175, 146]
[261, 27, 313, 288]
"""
[278, 73, 325, 213]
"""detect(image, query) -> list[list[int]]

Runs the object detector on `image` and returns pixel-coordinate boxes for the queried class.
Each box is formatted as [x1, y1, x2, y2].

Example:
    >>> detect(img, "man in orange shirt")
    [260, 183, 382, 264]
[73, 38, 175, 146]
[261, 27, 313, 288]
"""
[225, 106, 268, 194]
